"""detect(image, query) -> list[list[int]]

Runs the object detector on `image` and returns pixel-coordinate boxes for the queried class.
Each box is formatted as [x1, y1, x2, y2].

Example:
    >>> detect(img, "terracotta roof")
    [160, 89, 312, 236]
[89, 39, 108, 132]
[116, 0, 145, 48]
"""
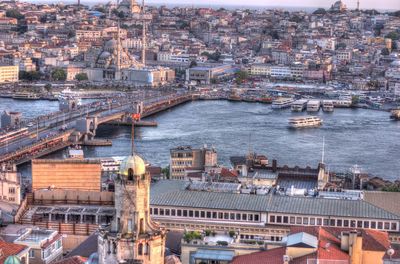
[361, 229, 390, 251]
[231, 247, 286, 264]
[220, 167, 238, 178]
[54, 256, 87, 264]
[0, 241, 29, 263]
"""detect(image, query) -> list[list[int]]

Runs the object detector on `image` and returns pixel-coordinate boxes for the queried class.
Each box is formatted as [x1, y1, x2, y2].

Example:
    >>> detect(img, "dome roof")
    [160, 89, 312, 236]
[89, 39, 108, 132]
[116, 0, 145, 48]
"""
[105, 39, 117, 50]
[4, 256, 21, 264]
[99, 51, 111, 59]
[391, 60, 400, 67]
[119, 154, 146, 176]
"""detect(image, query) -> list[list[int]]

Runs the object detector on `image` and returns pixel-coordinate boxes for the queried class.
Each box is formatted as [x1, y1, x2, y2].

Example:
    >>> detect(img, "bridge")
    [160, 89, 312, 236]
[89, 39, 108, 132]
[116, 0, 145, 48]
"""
[0, 92, 194, 165]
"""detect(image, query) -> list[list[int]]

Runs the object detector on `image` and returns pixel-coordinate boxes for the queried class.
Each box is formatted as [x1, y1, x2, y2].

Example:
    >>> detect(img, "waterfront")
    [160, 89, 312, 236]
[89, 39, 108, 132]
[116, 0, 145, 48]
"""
[1, 98, 399, 181]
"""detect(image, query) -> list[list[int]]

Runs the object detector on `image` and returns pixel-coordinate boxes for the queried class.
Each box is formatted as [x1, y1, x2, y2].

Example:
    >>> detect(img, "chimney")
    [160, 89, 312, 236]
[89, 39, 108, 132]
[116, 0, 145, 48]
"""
[272, 159, 277, 172]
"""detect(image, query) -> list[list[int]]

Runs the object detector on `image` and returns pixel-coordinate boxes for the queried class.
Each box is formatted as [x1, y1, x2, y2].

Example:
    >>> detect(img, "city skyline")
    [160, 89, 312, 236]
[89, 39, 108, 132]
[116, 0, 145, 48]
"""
[25, 0, 400, 10]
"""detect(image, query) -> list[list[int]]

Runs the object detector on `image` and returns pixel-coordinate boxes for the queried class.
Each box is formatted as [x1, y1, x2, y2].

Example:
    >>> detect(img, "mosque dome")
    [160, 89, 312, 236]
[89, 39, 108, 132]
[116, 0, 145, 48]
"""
[391, 60, 400, 67]
[105, 39, 118, 51]
[4, 256, 21, 264]
[119, 154, 146, 177]
[99, 51, 111, 59]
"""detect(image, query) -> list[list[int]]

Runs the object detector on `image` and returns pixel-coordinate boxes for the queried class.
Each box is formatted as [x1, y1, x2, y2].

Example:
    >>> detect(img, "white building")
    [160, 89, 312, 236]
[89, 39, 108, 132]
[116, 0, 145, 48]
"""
[0, 163, 21, 205]
[0, 64, 18, 83]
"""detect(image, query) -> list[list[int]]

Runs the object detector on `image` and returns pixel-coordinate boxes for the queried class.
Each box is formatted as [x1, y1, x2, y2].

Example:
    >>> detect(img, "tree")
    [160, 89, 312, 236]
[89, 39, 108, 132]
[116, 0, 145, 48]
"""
[6, 9, 24, 20]
[313, 8, 326, 15]
[19, 71, 42, 81]
[44, 83, 52, 92]
[381, 48, 390, 56]
[235, 70, 249, 85]
[161, 165, 170, 179]
[51, 68, 67, 81]
[189, 60, 197, 68]
[75, 73, 88, 81]
[386, 32, 399, 41]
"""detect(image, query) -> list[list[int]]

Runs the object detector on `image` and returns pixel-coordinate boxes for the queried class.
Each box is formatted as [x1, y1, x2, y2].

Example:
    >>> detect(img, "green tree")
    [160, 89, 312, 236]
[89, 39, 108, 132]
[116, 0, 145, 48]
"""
[381, 48, 390, 56]
[386, 32, 399, 41]
[51, 68, 67, 81]
[189, 60, 197, 68]
[19, 71, 42, 81]
[313, 8, 327, 15]
[235, 70, 248, 84]
[75, 73, 88, 81]
[44, 83, 52, 92]
[6, 9, 24, 20]
[161, 165, 170, 179]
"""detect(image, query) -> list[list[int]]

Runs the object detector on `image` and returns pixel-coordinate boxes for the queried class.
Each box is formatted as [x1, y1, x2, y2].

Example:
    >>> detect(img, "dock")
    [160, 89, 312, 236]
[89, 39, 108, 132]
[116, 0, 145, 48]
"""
[105, 120, 158, 127]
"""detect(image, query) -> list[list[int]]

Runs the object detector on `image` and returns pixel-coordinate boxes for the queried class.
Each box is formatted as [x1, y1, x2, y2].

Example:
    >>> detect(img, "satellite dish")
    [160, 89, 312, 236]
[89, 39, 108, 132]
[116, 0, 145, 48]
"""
[387, 248, 395, 259]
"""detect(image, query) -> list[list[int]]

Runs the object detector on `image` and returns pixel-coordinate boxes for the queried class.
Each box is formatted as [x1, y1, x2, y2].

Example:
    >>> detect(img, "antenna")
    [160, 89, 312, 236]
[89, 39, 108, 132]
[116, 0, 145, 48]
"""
[321, 136, 325, 164]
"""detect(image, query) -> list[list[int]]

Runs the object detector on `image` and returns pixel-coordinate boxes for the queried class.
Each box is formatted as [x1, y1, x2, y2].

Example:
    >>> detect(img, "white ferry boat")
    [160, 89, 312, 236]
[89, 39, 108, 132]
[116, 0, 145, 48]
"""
[291, 99, 308, 112]
[306, 100, 321, 112]
[100, 157, 123, 172]
[334, 100, 352, 108]
[288, 116, 323, 129]
[272, 97, 294, 109]
[12, 92, 39, 100]
[322, 100, 334, 112]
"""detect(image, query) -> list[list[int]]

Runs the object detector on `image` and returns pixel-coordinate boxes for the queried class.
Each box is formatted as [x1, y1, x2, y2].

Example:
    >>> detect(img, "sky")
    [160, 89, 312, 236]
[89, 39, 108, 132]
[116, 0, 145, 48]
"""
[26, 0, 399, 10]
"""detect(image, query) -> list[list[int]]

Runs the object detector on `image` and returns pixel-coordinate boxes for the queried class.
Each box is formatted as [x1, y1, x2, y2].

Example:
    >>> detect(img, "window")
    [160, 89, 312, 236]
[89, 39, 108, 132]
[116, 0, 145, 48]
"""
[290, 217, 295, 224]
[230, 213, 235, 220]
[236, 213, 241, 220]
[351, 220, 356, 228]
[378, 222, 383, 229]
[160, 209, 164, 216]
[150, 208, 153, 214]
[270, 215, 275, 223]
[242, 214, 247, 221]
[277, 216, 282, 223]
[201, 211, 205, 218]
[248, 214, 253, 221]
[183, 210, 187, 217]
[171, 209, 176, 216]
[330, 219, 335, 226]
[344, 220, 349, 227]
[189, 210, 193, 217]
[165, 209, 170, 216]
[212, 212, 217, 219]
[391, 223, 397, 231]
[385, 222, 390, 230]
[154, 208, 158, 215]
[337, 219, 342, 227]
[177, 210, 182, 216]
[296, 217, 302, 224]
[29, 250, 35, 258]
[224, 213, 228, 219]
[323, 219, 329, 226]
[364, 221, 369, 228]
[371, 221, 376, 229]
[254, 215, 259, 221]
[206, 211, 211, 218]
[195, 211, 200, 218]
[128, 219, 133, 233]
[303, 218, 309, 225]
[8, 187, 15, 194]
[317, 218, 322, 226]
[357, 221, 362, 228]
[138, 243, 143, 255]
[310, 218, 315, 225]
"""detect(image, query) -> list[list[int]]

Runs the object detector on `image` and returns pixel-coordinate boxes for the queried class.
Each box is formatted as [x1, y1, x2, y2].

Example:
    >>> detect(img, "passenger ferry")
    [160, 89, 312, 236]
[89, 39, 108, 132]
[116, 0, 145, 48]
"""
[288, 116, 323, 129]
[291, 99, 308, 112]
[334, 100, 352, 108]
[322, 100, 334, 112]
[271, 97, 294, 109]
[306, 100, 321, 112]
[58, 88, 82, 111]
[100, 157, 123, 172]
[12, 92, 39, 100]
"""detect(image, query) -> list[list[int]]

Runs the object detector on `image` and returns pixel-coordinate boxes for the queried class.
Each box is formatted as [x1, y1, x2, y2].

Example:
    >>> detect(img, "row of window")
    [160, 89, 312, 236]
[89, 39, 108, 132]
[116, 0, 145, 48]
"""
[171, 161, 192, 166]
[269, 214, 398, 231]
[150, 207, 260, 222]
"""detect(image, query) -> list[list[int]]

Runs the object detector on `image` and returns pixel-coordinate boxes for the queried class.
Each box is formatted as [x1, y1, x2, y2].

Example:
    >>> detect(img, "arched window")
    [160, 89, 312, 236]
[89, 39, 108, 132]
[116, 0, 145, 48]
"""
[138, 243, 143, 255]
[128, 168, 134, 181]
[145, 243, 150, 255]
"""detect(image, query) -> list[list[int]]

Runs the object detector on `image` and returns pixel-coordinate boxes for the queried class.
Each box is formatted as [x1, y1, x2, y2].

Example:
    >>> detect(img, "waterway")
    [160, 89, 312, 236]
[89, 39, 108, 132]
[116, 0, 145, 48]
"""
[1, 98, 399, 181]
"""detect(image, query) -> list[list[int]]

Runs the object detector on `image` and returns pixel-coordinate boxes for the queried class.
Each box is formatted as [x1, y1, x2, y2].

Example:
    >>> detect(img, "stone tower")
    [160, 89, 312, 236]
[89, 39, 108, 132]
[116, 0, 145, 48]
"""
[98, 154, 166, 264]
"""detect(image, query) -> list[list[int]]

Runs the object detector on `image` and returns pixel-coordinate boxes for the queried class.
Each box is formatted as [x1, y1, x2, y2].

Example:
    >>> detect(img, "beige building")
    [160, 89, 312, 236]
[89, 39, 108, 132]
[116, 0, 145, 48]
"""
[170, 146, 217, 180]
[31, 159, 102, 191]
[0, 64, 19, 83]
[0, 163, 21, 205]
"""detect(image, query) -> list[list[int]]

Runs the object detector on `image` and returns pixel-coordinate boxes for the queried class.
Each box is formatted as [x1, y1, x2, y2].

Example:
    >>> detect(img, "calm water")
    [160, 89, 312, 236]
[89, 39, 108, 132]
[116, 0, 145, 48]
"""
[1, 98, 399, 181]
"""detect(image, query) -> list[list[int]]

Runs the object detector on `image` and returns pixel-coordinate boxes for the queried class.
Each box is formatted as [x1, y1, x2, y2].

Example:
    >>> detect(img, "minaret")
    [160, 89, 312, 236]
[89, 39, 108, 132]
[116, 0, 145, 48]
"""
[141, 0, 146, 66]
[357, 0, 360, 11]
[318, 137, 328, 190]
[116, 0, 122, 80]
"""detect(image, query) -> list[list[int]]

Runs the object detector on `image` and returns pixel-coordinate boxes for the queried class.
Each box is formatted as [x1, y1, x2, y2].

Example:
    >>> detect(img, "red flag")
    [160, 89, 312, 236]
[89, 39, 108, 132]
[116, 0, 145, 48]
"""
[132, 113, 141, 121]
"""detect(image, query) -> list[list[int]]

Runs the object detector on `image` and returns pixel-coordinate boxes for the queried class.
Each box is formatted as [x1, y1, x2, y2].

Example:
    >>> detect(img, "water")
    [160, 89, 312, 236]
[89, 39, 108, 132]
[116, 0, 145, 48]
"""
[1, 98, 399, 181]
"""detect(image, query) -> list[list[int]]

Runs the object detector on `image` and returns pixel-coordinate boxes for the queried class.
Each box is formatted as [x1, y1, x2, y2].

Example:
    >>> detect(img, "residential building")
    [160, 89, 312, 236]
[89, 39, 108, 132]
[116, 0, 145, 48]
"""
[0, 64, 18, 83]
[0, 163, 21, 205]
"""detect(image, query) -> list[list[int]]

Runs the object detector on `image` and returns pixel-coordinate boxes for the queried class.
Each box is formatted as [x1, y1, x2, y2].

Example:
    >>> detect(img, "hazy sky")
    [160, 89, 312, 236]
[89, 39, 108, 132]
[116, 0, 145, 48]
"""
[27, 0, 399, 10]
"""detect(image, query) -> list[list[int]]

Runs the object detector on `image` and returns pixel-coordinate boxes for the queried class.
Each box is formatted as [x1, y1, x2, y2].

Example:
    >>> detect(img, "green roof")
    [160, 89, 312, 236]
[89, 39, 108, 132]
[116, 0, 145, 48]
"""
[150, 180, 400, 220]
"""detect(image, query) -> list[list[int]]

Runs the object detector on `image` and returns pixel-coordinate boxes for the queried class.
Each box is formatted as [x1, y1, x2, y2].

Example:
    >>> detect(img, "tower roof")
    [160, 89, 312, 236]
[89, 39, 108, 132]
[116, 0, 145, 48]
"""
[119, 155, 146, 176]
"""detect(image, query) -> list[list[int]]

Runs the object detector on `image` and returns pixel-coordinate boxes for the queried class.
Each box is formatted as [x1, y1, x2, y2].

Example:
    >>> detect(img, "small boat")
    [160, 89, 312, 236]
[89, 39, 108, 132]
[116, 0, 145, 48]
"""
[390, 109, 400, 120]
[288, 116, 323, 129]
